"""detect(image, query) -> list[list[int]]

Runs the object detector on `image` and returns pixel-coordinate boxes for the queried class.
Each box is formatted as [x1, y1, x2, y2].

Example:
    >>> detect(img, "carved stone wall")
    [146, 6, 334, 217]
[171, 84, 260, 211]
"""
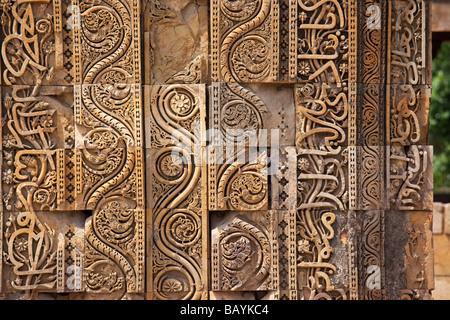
[0, 0, 433, 300]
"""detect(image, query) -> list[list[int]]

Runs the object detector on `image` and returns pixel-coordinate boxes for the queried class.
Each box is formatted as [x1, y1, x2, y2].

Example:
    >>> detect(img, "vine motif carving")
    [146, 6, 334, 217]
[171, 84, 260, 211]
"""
[73, 0, 145, 296]
[147, 84, 206, 300]
[208, 150, 268, 212]
[208, 82, 269, 212]
[85, 201, 140, 294]
[210, 82, 268, 145]
[216, 0, 273, 83]
[212, 215, 274, 291]
[148, 84, 204, 211]
[360, 211, 385, 300]
[166, 56, 203, 85]
[358, 0, 385, 211]
[152, 209, 203, 300]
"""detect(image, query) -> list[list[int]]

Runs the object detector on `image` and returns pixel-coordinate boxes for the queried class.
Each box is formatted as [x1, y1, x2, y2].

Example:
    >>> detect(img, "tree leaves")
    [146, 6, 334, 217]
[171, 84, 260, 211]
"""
[431, 43, 450, 191]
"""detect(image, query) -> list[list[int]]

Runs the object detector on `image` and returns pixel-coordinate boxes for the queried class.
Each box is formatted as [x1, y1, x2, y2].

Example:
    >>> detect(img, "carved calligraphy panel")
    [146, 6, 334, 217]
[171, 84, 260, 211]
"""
[0, 0, 78, 298]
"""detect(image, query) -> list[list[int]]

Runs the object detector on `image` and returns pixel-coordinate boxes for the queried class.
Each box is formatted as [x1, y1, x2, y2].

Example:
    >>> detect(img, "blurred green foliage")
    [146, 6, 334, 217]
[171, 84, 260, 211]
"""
[431, 42, 450, 193]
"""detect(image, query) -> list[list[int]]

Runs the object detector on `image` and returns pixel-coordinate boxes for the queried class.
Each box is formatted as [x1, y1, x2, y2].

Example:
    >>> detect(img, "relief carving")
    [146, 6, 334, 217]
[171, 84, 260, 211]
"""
[211, 212, 277, 292]
[145, 83, 206, 299]
[0, 0, 75, 297]
[386, 0, 432, 212]
[0, 0, 433, 301]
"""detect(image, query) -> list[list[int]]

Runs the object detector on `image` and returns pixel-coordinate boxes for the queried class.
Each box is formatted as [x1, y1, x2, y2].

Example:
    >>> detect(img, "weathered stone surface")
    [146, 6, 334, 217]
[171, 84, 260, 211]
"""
[385, 211, 434, 300]
[434, 230, 450, 276]
[445, 205, 450, 236]
[207, 146, 269, 212]
[433, 276, 450, 300]
[433, 203, 444, 234]
[432, 0, 450, 32]
[144, 0, 209, 84]
[209, 83, 296, 147]
[0, 0, 433, 300]
[431, 202, 450, 299]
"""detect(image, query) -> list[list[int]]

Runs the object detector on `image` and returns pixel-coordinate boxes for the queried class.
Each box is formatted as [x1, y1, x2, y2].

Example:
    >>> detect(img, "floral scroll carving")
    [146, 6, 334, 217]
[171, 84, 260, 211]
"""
[146, 83, 206, 300]
[211, 213, 276, 292]
[0, 0, 433, 301]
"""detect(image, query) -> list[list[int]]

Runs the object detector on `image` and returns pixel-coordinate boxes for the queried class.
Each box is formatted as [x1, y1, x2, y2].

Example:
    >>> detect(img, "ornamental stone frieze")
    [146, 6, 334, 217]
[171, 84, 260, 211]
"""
[0, 0, 433, 300]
